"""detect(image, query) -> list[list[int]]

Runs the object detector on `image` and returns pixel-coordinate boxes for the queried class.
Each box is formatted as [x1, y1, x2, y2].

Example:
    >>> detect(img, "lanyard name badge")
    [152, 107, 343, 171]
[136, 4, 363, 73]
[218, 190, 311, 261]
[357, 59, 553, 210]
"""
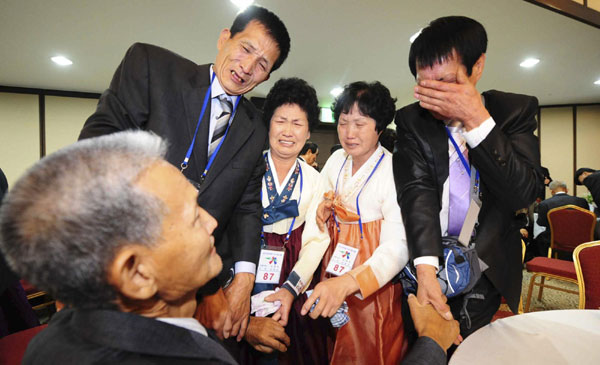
[445, 126, 481, 247]
[180, 72, 241, 185]
[256, 160, 303, 284]
[326, 152, 385, 276]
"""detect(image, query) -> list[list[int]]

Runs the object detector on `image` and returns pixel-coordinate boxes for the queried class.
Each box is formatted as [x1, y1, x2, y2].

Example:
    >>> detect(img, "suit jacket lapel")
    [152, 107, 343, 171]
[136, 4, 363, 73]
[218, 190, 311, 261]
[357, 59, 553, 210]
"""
[180, 64, 211, 181]
[421, 109, 449, 201]
[198, 98, 256, 194]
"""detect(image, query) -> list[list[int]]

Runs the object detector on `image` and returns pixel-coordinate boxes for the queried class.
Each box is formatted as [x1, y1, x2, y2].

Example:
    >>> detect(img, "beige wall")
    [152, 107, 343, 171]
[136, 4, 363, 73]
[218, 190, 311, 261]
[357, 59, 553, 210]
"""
[588, 0, 600, 12]
[575, 105, 600, 198]
[540, 107, 574, 195]
[1, 88, 599, 198]
[45, 96, 98, 155]
[0, 92, 39, 188]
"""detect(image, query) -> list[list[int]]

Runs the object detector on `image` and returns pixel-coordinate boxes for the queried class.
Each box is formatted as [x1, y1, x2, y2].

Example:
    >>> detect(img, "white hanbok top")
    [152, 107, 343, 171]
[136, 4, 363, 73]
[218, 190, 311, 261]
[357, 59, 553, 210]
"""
[261, 150, 321, 235]
[289, 145, 409, 297]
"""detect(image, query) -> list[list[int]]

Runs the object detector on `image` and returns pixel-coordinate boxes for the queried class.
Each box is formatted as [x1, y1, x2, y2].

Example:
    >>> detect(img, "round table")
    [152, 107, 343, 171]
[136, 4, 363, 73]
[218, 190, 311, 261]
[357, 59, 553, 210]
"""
[449, 309, 600, 365]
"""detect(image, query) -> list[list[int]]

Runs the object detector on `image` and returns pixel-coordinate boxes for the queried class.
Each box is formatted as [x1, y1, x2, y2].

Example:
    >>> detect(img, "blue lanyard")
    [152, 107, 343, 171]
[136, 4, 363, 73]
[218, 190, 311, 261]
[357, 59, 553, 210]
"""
[261, 158, 303, 244]
[445, 126, 480, 188]
[334, 151, 385, 239]
[180, 72, 241, 183]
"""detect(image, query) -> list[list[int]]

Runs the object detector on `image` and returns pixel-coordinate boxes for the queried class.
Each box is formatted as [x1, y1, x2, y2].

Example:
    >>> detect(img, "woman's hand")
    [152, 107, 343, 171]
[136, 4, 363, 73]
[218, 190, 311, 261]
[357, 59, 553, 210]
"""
[316, 192, 334, 232]
[265, 289, 295, 326]
[301, 274, 359, 319]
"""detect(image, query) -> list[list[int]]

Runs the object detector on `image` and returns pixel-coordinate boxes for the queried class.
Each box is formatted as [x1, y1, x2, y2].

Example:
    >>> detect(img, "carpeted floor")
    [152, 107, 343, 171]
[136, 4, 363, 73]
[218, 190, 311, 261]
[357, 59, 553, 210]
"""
[520, 269, 579, 312]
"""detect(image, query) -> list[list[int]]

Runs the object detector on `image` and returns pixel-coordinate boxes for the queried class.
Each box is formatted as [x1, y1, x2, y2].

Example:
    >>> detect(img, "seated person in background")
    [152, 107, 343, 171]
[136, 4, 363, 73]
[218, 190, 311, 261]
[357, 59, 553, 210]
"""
[267, 81, 410, 364]
[576, 167, 600, 239]
[536, 180, 589, 257]
[401, 294, 460, 365]
[576, 167, 600, 211]
[329, 144, 343, 156]
[0, 131, 236, 364]
[299, 141, 319, 169]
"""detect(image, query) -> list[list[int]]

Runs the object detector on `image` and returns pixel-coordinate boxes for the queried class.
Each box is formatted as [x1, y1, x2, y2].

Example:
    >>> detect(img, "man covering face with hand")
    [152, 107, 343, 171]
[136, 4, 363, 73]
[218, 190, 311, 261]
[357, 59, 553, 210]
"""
[393, 16, 543, 339]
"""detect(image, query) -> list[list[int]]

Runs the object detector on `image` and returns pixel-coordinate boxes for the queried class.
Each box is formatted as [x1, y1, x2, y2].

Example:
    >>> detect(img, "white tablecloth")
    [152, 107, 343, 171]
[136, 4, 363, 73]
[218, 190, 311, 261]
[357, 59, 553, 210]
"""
[449, 310, 600, 365]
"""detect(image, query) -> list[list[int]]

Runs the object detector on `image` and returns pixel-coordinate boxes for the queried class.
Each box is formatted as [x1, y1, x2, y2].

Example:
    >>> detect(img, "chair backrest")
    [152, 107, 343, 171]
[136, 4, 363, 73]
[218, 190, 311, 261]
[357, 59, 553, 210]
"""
[548, 205, 596, 255]
[573, 241, 600, 309]
[0, 324, 47, 365]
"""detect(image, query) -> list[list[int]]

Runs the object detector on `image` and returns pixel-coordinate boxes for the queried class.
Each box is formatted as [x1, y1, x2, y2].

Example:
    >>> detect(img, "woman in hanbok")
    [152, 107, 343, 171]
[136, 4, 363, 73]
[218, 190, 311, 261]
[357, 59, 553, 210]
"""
[268, 81, 410, 364]
[249, 77, 329, 364]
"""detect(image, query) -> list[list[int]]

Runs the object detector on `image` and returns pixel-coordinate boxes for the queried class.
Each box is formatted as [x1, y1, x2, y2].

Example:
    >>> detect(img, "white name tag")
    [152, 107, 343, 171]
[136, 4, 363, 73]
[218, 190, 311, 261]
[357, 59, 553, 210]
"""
[458, 198, 481, 247]
[325, 243, 359, 276]
[255, 247, 285, 284]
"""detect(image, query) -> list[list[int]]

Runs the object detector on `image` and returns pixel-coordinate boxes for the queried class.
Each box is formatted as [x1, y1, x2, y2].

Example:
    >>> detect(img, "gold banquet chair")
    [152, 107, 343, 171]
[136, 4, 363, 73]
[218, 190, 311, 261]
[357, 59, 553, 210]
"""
[573, 240, 600, 309]
[524, 205, 596, 312]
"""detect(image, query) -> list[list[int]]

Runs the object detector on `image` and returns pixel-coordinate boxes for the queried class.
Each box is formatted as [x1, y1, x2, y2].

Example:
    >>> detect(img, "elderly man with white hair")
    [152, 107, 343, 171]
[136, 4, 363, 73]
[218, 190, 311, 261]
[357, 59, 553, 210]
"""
[535, 180, 590, 257]
[0, 131, 239, 364]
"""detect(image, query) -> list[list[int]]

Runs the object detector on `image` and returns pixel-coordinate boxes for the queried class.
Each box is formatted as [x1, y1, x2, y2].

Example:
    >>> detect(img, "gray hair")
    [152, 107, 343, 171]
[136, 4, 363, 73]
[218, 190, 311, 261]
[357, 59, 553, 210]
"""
[0, 131, 168, 309]
[549, 180, 567, 191]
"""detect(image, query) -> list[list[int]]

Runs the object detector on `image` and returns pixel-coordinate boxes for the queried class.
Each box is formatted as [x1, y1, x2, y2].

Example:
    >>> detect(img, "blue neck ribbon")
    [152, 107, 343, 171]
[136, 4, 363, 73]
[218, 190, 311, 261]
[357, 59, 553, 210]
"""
[261, 155, 303, 243]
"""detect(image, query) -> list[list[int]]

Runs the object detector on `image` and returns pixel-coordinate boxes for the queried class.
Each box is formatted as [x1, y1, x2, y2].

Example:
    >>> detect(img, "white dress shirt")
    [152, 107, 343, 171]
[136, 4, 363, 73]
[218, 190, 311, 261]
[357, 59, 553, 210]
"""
[157, 317, 208, 337]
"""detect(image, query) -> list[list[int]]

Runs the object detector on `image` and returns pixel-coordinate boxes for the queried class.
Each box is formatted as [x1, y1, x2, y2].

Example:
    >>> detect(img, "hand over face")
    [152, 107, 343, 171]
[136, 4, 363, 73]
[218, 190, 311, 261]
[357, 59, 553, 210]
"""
[408, 294, 461, 352]
[301, 274, 358, 319]
[414, 57, 490, 130]
[223, 272, 254, 341]
[245, 316, 290, 354]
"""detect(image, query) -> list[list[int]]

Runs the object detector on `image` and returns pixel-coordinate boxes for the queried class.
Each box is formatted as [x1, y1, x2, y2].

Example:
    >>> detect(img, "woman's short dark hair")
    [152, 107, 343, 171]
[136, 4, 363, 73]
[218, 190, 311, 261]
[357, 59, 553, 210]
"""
[262, 77, 320, 132]
[332, 81, 397, 133]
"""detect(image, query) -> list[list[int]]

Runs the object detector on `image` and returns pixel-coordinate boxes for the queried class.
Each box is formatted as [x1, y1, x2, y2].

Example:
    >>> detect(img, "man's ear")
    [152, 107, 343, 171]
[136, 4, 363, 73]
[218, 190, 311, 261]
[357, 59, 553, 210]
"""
[217, 28, 231, 51]
[470, 53, 486, 84]
[108, 245, 157, 301]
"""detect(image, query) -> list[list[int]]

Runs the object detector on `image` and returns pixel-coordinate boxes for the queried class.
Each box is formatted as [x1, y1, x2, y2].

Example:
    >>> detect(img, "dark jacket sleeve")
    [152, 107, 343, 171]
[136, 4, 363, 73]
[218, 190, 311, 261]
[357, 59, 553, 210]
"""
[576, 197, 590, 210]
[227, 149, 264, 265]
[537, 200, 549, 228]
[394, 109, 444, 260]
[584, 172, 600, 208]
[401, 337, 446, 365]
[79, 43, 151, 140]
[470, 92, 543, 212]
[0, 168, 19, 294]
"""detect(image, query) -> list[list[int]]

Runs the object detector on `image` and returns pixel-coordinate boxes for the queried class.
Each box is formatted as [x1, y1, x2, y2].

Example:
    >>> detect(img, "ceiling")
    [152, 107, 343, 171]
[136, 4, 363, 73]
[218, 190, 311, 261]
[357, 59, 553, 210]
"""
[1, 0, 599, 109]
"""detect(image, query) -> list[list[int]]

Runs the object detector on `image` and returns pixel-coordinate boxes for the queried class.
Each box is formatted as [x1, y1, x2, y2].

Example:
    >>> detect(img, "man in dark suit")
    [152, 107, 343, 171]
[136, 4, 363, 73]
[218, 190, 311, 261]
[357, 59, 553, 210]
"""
[576, 167, 600, 209]
[78, 6, 290, 340]
[535, 180, 590, 256]
[0, 131, 240, 364]
[393, 16, 543, 339]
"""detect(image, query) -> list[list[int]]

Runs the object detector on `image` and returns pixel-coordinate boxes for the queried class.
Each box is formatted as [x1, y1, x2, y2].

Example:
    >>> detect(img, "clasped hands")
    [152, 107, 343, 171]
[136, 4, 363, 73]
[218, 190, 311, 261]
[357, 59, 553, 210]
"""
[415, 264, 463, 346]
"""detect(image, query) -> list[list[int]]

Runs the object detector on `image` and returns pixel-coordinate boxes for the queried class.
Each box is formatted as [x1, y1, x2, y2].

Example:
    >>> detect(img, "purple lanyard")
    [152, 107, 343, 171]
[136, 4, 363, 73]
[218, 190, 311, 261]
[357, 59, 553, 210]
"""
[445, 126, 479, 189]
[333, 151, 385, 239]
